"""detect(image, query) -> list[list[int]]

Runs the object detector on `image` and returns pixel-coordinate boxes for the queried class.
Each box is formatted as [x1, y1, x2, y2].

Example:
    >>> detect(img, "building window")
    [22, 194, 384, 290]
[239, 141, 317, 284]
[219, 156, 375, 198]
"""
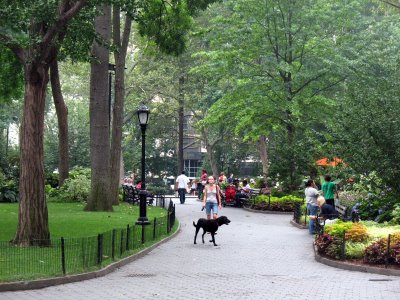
[184, 160, 200, 178]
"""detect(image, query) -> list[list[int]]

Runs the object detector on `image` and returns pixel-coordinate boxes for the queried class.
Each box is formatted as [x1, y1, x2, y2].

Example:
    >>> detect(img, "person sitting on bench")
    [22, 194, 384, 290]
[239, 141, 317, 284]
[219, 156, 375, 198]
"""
[317, 196, 339, 220]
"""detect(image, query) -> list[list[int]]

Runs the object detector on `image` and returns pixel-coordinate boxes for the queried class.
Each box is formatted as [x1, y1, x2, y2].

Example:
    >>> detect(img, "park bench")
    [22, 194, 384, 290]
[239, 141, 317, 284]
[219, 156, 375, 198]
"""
[122, 185, 155, 205]
[122, 185, 139, 204]
[241, 188, 261, 208]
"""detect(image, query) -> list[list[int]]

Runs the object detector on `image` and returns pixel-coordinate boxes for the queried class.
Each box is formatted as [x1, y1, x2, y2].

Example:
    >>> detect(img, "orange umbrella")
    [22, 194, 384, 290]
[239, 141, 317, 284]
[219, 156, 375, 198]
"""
[315, 157, 344, 167]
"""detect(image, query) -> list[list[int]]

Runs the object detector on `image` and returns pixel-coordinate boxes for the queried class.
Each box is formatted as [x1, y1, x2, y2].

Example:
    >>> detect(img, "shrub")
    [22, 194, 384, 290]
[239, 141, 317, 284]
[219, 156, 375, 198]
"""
[364, 238, 387, 264]
[390, 204, 400, 225]
[345, 223, 369, 242]
[338, 190, 365, 209]
[48, 168, 91, 202]
[392, 241, 400, 264]
[61, 175, 90, 202]
[364, 233, 400, 264]
[315, 233, 334, 254]
[346, 242, 368, 259]
[325, 239, 343, 259]
[325, 220, 353, 237]
[45, 172, 59, 188]
[252, 194, 303, 211]
[0, 171, 18, 202]
[147, 185, 168, 195]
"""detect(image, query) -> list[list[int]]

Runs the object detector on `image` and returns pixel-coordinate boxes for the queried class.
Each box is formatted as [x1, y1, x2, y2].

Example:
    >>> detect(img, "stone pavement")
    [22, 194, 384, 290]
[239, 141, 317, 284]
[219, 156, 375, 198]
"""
[1, 196, 400, 300]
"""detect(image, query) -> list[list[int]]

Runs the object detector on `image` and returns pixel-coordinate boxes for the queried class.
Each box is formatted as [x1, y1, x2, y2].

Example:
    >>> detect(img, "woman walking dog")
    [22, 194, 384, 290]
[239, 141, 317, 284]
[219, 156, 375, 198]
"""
[202, 176, 222, 220]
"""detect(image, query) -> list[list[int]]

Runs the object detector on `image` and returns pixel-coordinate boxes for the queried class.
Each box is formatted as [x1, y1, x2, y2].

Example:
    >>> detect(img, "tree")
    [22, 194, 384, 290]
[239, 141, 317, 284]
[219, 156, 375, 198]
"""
[0, 0, 89, 245]
[86, 4, 113, 211]
[330, 12, 400, 191]
[191, 0, 366, 189]
[50, 60, 69, 186]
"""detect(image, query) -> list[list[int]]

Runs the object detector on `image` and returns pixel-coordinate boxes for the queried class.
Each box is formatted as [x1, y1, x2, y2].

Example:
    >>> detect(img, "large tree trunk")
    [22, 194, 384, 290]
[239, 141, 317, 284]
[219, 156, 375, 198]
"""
[177, 74, 184, 174]
[110, 9, 132, 205]
[50, 59, 69, 186]
[202, 129, 218, 177]
[86, 5, 113, 211]
[13, 63, 50, 246]
[257, 135, 269, 182]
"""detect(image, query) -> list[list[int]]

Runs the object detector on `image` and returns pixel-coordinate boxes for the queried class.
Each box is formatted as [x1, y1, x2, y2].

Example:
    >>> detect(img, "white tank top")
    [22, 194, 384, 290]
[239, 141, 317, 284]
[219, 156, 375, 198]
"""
[206, 185, 218, 203]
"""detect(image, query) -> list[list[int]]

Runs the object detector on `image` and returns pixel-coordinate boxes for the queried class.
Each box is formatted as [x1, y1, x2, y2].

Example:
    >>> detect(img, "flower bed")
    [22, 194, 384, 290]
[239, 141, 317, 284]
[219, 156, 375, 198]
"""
[250, 195, 304, 212]
[315, 220, 400, 266]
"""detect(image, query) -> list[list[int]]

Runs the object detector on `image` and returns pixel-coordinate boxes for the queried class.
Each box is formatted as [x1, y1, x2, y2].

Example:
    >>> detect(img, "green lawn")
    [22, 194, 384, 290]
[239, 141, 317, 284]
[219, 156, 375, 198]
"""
[0, 202, 167, 240]
[0, 202, 177, 282]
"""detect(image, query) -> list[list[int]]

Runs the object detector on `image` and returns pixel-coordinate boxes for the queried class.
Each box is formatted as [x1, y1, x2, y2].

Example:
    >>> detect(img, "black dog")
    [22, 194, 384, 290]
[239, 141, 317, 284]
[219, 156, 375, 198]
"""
[193, 216, 231, 246]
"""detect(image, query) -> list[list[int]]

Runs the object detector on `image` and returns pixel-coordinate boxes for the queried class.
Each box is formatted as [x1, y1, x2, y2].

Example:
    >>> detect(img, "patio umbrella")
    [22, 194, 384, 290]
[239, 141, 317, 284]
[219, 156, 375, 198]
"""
[315, 157, 344, 167]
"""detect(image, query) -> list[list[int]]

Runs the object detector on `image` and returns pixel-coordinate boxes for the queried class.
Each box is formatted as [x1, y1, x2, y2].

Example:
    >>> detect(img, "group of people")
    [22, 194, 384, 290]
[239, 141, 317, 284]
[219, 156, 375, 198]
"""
[122, 177, 143, 190]
[176, 169, 252, 220]
[305, 175, 339, 235]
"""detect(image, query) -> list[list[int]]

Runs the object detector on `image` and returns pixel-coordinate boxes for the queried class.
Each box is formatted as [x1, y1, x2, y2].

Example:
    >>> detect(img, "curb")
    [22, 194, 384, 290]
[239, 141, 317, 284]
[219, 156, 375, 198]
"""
[0, 223, 181, 292]
[313, 243, 400, 276]
[290, 219, 307, 229]
[242, 207, 293, 215]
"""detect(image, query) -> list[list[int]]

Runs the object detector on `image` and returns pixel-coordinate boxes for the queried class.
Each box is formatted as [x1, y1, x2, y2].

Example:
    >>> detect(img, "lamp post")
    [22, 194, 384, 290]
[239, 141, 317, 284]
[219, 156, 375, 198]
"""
[136, 104, 150, 226]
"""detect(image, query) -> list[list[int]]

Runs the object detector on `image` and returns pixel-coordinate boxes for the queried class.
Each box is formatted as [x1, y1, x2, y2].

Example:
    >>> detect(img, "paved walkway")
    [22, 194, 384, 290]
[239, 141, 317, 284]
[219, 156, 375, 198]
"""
[1, 197, 400, 300]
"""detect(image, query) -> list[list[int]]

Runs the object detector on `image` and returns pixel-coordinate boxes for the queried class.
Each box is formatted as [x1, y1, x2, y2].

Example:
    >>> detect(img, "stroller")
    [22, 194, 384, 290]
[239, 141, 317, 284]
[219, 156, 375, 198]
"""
[222, 185, 237, 207]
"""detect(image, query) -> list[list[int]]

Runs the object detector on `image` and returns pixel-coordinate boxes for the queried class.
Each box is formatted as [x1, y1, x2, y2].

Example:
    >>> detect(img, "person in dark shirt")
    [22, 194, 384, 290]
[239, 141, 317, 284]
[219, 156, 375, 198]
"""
[317, 196, 338, 220]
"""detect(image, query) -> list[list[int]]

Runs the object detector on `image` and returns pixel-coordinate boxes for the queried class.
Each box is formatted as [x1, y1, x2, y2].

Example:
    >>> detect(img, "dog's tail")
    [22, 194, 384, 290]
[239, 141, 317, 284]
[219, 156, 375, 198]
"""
[193, 221, 197, 227]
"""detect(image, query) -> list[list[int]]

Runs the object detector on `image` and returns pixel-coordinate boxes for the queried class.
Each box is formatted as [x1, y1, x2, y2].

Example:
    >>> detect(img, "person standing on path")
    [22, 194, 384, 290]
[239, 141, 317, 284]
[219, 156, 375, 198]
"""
[176, 171, 189, 204]
[198, 169, 208, 200]
[321, 174, 337, 207]
[305, 179, 319, 235]
[203, 176, 222, 219]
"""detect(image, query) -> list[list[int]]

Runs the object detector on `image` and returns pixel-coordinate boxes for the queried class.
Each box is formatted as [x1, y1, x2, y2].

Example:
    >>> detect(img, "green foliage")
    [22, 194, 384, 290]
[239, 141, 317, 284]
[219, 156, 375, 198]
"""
[252, 194, 303, 211]
[358, 193, 399, 222]
[325, 239, 343, 260]
[0, 46, 23, 103]
[0, 202, 175, 282]
[330, 13, 400, 193]
[315, 233, 334, 254]
[191, 0, 376, 190]
[364, 238, 388, 264]
[0, 170, 18, 203]
[47, 167, 91, 202]
[345, 223, 369, 242]
[338, 190, 366, 209]
[325, 220, 353, 237]
[390, 204, 400, 225]
[147, 185, 169, 195]
[137, 0, 192, 55]
[346, 242, 368, 259]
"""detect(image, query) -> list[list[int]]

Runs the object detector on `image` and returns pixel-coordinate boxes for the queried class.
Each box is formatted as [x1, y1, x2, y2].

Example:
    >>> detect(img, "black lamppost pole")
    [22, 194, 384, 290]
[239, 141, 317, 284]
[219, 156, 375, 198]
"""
[136, 104, 150, 226]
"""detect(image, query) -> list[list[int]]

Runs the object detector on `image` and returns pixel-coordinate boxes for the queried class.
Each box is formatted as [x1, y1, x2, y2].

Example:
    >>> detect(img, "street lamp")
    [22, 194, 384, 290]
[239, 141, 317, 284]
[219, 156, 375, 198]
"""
[136, 104, 150, 226]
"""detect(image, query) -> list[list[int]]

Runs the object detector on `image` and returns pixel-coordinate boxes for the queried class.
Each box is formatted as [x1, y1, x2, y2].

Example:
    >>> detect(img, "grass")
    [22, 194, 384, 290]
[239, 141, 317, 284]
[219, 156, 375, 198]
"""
[0, 202, 177, 282]
[0, 202, 167, 240]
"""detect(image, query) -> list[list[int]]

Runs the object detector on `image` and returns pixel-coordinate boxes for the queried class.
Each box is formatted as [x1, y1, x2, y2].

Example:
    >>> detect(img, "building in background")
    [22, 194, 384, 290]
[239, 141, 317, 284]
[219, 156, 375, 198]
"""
[183, 112, 205, 178]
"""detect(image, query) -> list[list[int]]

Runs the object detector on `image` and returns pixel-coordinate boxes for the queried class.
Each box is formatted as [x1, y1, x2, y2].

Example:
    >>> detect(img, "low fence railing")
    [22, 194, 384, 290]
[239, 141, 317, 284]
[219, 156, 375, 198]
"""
[293, 202, 307, 226]
[0, 199, 175, 282]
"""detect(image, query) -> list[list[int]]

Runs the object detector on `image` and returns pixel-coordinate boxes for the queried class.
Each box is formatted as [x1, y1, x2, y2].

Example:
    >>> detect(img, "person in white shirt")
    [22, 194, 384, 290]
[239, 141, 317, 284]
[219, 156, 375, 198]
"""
[305, 179, 319, 235]
[176, 171, 189, 204]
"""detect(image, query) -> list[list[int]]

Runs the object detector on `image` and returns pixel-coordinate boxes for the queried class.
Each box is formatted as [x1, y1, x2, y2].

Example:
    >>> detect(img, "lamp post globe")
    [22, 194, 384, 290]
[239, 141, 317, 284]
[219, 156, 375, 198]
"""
[136, 104, 150, 226]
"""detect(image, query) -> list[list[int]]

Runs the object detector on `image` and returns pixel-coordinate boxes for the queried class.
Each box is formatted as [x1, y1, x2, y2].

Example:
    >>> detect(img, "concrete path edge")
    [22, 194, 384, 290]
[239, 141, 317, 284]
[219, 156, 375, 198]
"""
[290, 219, 307, 229]
[313, 243, 400, 276]
[242, 207, 293, 215]
[0, 223, 181, 292]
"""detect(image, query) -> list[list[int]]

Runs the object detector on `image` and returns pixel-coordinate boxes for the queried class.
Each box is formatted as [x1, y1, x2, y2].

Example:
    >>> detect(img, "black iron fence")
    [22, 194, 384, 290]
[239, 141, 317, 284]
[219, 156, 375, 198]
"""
[293, 202, 307, 226]
[0, 199, 175, 282]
